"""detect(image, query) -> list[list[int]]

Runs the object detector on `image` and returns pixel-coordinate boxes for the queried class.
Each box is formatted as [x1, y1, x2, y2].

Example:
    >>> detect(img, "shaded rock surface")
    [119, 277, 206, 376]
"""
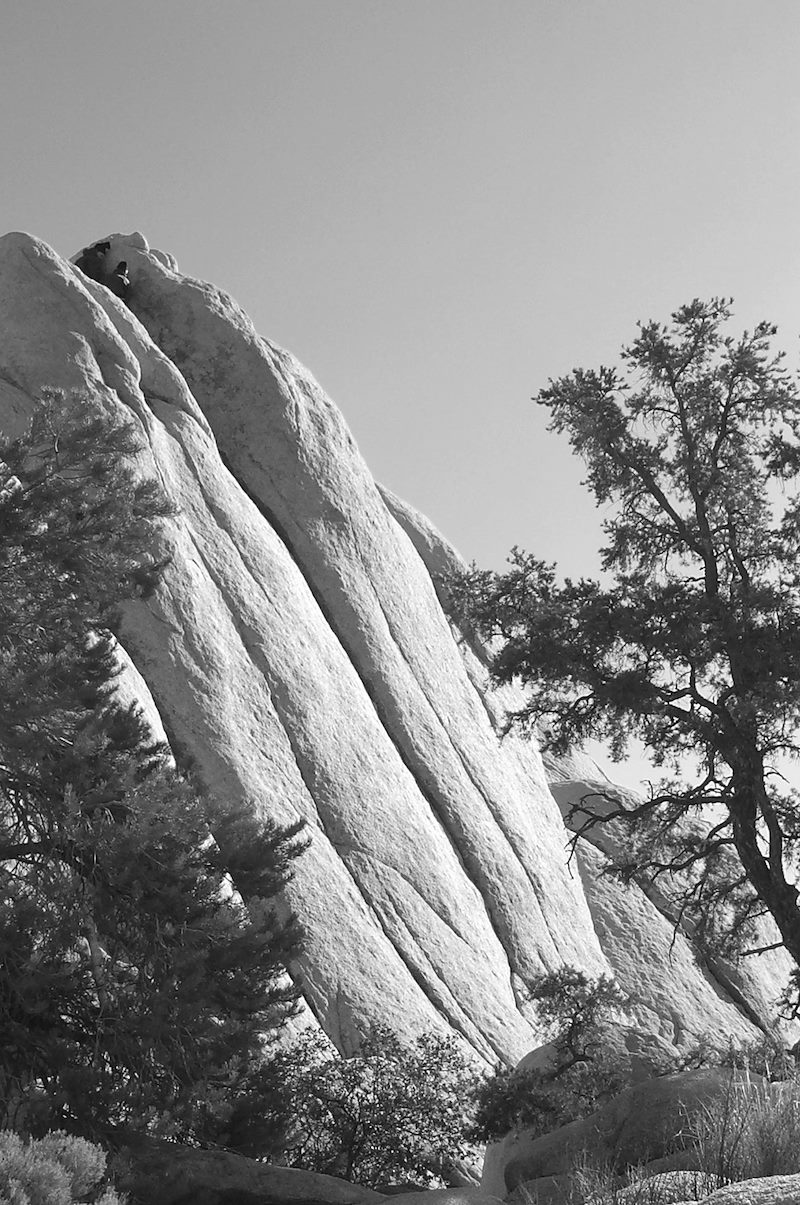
[0, 229, 793, 1069]
[113, 1140, 383, 1205]
[481, 1069, 757, 1196]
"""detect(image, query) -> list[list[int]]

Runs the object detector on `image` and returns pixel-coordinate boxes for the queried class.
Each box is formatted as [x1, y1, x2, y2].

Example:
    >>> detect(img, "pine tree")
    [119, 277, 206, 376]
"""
[0, 391, 306, 1139]
[453, 300, 800, 1006]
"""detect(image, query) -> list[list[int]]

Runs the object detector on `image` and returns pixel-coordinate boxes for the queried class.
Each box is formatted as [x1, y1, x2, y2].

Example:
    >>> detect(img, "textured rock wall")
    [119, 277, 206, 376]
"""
[0, 231, 606, 1065]
[0, 230, 792, 1066]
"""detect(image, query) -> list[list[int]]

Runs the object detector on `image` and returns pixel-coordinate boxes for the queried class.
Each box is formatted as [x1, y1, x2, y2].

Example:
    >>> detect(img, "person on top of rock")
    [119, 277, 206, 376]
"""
[107, 260, 130, 299]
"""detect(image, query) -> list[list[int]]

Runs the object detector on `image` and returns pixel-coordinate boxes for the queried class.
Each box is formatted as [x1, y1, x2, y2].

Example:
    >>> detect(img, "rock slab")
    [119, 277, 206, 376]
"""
[113, 1140, 383, 1205]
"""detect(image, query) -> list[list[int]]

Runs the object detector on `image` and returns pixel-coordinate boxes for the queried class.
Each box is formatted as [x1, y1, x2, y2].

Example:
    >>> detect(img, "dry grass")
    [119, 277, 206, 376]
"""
[510, 1066, 800, 1204]
[690, 1071, 800, 1185]
[568, 1157, 714, 1204]
[510, 1160, 713, 1205]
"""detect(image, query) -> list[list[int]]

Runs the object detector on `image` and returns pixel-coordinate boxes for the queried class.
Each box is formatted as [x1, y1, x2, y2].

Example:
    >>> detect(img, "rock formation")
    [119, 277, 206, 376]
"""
[113, 1136, 384, 1205]
[0, 231, 793, 1069]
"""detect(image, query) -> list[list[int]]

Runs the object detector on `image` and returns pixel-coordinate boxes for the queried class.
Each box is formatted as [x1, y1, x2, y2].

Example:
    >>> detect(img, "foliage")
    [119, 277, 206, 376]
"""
[472, 968, 634, 1142]
[451, 299, 800, 1003]
[0, 1129, 122, 1205]
[0, 392, 306, 1139]
[678, 1032, 797, 1083]
[252, 1026, 479, 1188]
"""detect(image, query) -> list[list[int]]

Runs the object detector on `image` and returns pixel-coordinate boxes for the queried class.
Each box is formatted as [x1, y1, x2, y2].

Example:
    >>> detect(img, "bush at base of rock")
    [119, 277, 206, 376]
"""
[677, 1034, 798, 1085]
[690, 1073, 800, 1185]
[249, 1026, 480, 1188]
[472, 968, 673, 1146]
[0, 1131, 122, 1204]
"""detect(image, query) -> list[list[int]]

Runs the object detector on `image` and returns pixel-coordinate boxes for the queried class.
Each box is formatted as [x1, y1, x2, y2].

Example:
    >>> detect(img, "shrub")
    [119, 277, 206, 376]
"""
[252, 1026, 480, 1188]
[679, 1033, 797, 1082]
[0, 1131, 122, 1205]
[471, 968, 636, 1142]
[555, 1069, 800, 1204]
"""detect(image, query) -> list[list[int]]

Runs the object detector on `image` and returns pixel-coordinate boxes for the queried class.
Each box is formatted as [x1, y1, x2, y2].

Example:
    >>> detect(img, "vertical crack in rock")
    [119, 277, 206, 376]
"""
[335, 847, 500, 1062]
[224, 432, 577, 977]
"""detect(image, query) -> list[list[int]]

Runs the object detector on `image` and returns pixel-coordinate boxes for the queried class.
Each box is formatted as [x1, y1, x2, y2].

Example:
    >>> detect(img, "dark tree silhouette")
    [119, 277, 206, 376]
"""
[453, 301, 800, 1007]
[0, 391, 305, 1138]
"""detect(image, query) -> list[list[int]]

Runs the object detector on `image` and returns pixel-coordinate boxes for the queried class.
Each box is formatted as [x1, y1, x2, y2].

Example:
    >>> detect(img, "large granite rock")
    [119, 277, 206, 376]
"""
[0, 231, 604, 1066]
[0, 229, 793, 1071]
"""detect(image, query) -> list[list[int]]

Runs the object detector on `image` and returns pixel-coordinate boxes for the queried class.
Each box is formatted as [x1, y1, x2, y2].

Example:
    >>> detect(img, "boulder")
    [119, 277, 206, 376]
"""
[0, 228, 794, 1072]
[702, 1175, 800, 1205]
[483, 1069, 758, 1196]
[113, 1140, 382, 1205]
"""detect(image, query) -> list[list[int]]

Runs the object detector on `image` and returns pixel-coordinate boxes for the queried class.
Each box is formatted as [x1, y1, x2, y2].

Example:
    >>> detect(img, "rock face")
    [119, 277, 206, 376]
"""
[0, 230, 792, 1068]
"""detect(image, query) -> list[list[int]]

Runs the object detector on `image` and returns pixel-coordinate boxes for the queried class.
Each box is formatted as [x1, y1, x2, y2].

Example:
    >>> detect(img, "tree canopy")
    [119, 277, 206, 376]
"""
[452, 300, 800, 1005]
[0, 392, 306, 1139]
[256, 1026, 477, 1187]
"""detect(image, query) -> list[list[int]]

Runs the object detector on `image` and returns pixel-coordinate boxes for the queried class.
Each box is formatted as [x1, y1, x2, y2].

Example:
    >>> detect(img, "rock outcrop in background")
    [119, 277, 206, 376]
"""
[0, 231, 793, 1068]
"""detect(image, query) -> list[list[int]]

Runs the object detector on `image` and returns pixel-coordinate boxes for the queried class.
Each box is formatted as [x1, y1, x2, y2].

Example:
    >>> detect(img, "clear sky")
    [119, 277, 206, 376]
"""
[3, 0, 800, 580]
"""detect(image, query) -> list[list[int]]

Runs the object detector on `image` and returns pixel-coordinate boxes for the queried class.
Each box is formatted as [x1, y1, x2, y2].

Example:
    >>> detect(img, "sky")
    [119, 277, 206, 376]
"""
[3, 1, 800, 579]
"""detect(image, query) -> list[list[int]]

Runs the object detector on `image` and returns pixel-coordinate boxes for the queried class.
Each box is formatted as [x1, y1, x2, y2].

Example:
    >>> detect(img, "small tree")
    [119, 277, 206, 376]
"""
[0, 392, 306, 1138]
[252, 1026, 479, 1188]
[452, 300, 800, 1007]
[472, 969, 633, 1142]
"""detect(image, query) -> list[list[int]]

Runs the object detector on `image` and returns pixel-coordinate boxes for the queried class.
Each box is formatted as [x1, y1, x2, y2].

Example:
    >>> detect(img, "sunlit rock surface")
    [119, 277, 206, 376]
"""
[0, 230, 791, 1065]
